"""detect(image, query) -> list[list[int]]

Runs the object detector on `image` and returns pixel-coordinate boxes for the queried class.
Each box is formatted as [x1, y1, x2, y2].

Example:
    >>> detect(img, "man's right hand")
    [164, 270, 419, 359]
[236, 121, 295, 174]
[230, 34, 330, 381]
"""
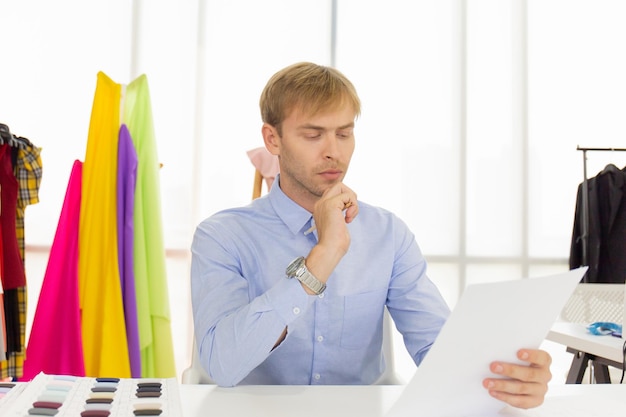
[313, 182, 358, 254]
[304, 183, 358, 287]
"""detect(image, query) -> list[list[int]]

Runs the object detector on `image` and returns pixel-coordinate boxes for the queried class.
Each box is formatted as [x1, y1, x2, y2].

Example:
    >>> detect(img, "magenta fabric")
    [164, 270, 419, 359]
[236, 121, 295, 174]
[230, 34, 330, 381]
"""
[21, 160, 85, 380]
[117, 124, 141, 377]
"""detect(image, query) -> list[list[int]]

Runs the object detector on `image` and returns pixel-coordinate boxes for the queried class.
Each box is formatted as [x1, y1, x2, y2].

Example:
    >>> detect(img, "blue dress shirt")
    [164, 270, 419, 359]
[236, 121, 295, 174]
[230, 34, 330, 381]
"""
[191, 175, 450, 387]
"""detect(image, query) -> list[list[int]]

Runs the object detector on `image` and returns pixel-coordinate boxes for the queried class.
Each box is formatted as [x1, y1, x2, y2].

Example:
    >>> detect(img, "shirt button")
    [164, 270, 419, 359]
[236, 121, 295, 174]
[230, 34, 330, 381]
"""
[317, 335, 324, 342]
[314, 374, 321, 380]
[318, 293, 325, 299]
[292, 307, 301, 315]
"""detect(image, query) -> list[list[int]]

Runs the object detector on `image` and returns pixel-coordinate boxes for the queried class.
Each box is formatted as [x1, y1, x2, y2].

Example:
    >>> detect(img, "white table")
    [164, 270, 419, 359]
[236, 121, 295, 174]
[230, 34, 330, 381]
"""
[547, 321, 625, 383]
[4, 377, 625, 416]
[179, 383, 626, 417]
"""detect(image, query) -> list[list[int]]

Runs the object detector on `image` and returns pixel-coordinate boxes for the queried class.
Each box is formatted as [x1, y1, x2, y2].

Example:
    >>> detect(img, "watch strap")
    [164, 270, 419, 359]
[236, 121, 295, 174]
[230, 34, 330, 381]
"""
[297, 267, 326, 295]
[286, 256, 326, 295]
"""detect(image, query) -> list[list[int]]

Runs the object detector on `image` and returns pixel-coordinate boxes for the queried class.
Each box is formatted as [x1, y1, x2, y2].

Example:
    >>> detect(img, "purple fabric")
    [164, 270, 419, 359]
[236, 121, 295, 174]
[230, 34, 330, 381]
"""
[117, 124, 141, 377]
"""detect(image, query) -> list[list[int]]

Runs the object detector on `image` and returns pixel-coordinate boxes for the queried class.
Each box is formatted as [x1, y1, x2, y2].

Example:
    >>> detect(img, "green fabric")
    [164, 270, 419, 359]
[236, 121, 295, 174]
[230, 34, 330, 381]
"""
[122, 74, 176, 378]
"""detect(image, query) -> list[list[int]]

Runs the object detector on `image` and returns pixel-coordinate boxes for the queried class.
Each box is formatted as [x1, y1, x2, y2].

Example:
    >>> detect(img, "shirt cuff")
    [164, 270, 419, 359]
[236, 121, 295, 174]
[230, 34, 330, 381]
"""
[264, 277, 316, 325]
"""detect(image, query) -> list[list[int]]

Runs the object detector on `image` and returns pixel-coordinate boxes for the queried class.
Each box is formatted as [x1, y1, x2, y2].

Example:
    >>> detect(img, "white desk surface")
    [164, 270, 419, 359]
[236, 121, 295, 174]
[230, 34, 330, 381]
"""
[547, 321, 625, 363]
[179, 383, 626, 417]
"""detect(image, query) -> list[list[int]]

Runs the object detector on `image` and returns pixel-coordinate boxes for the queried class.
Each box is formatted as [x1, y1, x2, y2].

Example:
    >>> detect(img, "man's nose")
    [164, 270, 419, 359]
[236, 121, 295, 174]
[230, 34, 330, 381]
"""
[323, 136, 339, 159]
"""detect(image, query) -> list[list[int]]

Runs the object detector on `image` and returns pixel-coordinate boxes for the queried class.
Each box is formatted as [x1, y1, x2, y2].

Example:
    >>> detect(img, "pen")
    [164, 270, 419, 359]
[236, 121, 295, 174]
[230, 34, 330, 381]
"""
[303, 201, 353, 235]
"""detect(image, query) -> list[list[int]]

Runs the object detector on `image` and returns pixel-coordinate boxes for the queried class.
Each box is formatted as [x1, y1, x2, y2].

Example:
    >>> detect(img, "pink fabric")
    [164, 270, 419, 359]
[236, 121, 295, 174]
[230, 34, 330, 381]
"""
[21, 160, 85, 380]
[247, 147, 279, 189]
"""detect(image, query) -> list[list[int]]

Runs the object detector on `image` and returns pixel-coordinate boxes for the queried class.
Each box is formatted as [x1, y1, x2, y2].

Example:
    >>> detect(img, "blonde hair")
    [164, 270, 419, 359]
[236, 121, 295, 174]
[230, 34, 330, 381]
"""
[260, 62, 361, 135]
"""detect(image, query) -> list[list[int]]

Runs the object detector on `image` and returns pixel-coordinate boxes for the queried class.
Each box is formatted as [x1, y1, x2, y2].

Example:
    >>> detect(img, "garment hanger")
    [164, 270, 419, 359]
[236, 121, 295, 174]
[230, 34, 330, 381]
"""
[0, 123, 12, 145]
[0, 123, 29, 149]
[12, 135, 31, 149]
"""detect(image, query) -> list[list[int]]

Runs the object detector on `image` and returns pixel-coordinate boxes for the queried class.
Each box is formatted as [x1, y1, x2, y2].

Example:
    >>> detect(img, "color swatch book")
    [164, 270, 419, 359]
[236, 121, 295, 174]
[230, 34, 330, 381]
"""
[0, 373, 182, 416]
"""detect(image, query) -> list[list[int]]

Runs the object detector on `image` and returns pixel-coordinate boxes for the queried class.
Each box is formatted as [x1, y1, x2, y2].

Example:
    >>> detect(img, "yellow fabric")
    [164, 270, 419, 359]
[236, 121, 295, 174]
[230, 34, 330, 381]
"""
[78, 71, 131, 377]
[122, 74, 176, 377]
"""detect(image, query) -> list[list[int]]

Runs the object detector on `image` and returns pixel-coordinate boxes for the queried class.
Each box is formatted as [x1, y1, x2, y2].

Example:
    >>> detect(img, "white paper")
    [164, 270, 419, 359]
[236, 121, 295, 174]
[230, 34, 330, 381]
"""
[385, 267, 587, 417]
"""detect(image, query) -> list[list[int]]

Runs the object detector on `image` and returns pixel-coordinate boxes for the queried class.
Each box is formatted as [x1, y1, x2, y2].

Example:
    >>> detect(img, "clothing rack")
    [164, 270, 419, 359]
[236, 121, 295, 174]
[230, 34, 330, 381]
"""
[576, 146, 626, 272]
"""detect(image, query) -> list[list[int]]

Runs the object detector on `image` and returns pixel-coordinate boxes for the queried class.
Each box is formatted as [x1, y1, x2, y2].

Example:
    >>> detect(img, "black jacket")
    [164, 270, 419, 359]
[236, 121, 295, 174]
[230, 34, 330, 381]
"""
[569, 164, 626, 283]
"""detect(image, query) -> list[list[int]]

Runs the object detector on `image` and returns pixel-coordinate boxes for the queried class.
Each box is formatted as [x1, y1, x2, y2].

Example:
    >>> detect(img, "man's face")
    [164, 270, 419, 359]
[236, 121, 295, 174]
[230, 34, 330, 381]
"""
[274, 104, 356, 209]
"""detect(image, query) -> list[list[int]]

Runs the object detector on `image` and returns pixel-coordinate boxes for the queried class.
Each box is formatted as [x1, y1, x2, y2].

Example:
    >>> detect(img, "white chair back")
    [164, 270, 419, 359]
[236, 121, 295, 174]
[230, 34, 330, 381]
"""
[181, 336, 214, 384]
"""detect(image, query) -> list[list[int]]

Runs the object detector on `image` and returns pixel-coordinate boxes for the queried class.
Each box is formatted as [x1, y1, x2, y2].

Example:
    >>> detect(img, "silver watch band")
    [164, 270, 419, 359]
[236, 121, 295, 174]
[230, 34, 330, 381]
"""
[286, 256, 327, 295]
[298, 268, 326, 295]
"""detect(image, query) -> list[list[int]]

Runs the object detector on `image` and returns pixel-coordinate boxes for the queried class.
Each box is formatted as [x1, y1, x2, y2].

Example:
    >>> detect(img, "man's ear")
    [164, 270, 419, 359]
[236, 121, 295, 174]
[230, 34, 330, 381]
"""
[262, 123, 280, 156]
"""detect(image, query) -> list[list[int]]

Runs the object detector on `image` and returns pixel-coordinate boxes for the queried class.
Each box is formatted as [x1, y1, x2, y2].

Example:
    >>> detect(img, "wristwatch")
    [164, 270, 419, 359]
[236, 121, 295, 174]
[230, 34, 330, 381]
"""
[285, 256, 326, 295]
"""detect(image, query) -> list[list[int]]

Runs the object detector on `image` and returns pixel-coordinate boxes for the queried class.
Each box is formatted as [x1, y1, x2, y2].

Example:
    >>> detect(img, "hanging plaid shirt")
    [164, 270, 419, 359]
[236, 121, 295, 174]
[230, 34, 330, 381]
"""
[0, 143, 42, 380]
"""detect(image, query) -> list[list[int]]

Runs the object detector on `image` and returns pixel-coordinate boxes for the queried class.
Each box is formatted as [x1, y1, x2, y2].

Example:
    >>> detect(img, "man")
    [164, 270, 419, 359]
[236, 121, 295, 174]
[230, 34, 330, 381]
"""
[191, 62, 551, 409]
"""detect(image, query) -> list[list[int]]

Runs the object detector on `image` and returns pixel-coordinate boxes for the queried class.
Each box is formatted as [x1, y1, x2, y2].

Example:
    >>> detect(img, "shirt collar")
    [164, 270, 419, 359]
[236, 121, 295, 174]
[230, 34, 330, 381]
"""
[269, 173, 313, 236]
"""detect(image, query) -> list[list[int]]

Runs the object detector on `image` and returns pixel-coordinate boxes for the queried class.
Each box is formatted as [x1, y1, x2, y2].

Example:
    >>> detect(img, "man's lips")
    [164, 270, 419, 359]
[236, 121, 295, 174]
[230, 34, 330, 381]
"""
[319, 170, 343, 180]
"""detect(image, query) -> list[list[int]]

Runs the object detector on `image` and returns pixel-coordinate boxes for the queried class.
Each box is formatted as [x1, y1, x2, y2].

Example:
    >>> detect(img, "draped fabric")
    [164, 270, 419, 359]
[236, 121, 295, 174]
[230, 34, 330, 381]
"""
[0, 144, 25, 290]
[117, 123, 141, 378]
[0, 132, 42, 379]
[15, 144, 43, 259]
[21, 71, 174, 380]
[78, 71, 131, 377]
[247, 147, 279, 191]
[8, 143, 43, 379]
[0, 222, 5, 361]
[22, 160, 85, 380]
[0, 143, 26, 374]
[122, 75, 176, 378]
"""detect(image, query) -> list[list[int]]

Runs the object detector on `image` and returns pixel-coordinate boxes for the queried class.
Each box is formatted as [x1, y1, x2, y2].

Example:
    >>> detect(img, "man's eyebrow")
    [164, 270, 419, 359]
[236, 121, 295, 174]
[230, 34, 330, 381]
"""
[298, 122, 355, 130]
[298, 124, 324, 131]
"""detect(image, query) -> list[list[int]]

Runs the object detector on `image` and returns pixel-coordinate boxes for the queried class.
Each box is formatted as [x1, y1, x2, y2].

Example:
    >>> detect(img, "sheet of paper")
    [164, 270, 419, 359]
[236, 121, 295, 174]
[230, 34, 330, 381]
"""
[385, 267, 587, 417]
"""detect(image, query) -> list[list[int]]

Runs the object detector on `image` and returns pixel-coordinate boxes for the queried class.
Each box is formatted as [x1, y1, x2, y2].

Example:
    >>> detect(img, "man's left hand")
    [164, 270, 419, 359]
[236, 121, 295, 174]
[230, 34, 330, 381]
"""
[482, 348, 552, 409]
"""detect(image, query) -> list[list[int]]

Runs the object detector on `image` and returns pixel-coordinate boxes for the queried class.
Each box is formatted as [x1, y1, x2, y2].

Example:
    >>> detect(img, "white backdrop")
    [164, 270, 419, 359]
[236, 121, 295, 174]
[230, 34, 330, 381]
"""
[1, 0, 626, 381]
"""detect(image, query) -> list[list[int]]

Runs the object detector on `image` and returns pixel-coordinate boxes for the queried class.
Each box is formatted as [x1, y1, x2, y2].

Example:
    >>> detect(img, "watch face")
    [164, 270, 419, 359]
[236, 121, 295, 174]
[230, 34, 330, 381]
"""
[285, 256, 326, 295]
[286, 256, 305, 277]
